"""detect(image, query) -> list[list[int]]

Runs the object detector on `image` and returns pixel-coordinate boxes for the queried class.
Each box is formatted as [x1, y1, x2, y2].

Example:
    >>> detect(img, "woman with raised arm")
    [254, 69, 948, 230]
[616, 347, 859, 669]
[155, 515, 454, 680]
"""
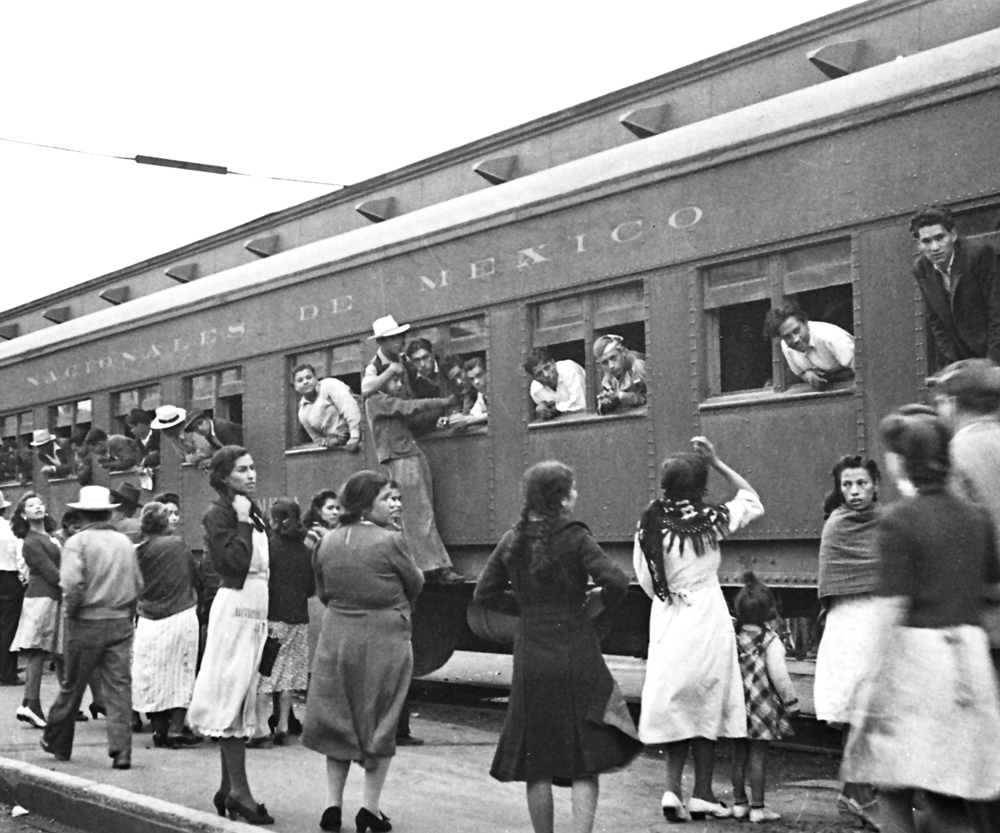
[303, 471, 424, 833]
[634, 437, 764, 823]
[814, 455, 885, 830]
[474, 460, 641, 833]
[187, 446, 274, 826]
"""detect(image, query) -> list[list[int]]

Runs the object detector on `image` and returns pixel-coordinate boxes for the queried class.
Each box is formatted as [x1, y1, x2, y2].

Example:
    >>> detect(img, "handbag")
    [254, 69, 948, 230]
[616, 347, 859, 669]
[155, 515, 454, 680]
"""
[259, 634, 281, 677]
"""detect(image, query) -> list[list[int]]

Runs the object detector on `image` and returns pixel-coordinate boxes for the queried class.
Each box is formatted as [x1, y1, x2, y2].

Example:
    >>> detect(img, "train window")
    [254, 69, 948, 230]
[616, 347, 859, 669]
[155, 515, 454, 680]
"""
[187, 367, 244, 425]
[529, 283, 646, 418]
[289, 342, 364, 447]
[111, 384, 162, 438]
[49, 399, 92, 445]
[703, 239, 854, 397]
[0, 411, 33, 484]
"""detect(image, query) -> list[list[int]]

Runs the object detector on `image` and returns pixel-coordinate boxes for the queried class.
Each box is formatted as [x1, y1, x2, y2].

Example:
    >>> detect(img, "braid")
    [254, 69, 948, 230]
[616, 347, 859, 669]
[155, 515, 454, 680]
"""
[637, 498, 670, 599]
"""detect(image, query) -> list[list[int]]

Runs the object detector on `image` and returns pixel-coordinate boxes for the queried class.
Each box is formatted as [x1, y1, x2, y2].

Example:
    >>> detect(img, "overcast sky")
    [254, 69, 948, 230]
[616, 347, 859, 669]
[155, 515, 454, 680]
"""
[0, 1, 862, 312]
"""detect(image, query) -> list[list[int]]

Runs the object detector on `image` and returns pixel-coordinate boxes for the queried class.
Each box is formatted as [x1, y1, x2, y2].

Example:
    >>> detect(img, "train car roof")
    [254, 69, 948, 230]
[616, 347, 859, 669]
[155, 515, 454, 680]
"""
[2, 23, 999, 368]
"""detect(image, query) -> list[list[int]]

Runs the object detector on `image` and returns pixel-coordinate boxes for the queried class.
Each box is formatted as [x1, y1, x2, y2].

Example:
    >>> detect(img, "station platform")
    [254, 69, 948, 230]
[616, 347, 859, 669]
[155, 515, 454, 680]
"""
[0, 658, 846, 833]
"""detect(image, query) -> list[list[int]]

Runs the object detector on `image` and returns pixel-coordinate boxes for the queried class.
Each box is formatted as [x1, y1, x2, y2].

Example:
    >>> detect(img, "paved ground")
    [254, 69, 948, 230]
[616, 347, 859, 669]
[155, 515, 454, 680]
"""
[0, 663, 855, 833]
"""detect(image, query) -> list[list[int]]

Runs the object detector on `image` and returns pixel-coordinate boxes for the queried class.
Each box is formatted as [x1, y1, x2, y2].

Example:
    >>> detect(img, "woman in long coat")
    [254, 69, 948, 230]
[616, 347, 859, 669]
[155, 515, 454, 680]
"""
[474, 460, 641, 833]
[302, 470, 424, 833]
[187, 446, 273, 825]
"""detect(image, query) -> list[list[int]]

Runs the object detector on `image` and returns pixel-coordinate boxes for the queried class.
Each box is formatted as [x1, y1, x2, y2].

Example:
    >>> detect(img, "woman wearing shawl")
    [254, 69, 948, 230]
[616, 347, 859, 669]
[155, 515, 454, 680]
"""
[814, 455, 886, 830]
[634, 437, 764, 823]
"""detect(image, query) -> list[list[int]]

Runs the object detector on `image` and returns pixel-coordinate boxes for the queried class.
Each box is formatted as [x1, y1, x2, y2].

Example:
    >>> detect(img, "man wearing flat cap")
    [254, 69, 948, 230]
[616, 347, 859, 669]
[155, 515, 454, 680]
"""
[930, 358, 1000, 830]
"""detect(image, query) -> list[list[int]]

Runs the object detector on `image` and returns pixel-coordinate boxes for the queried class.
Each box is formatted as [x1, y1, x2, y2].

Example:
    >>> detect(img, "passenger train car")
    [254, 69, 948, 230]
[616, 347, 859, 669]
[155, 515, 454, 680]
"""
[3, 3, 1000, 669]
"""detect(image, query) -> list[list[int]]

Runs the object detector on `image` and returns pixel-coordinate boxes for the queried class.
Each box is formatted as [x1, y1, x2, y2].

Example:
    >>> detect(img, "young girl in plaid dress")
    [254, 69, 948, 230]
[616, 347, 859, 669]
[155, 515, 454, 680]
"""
[731, 572, 799, 823]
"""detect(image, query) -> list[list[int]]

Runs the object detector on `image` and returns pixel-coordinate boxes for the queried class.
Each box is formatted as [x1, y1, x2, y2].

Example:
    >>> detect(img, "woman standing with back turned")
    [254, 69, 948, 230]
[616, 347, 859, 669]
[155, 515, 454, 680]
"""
[474, 460, 641, 833]
[187, 446, 273, 825]
[635, 437, 764, 822]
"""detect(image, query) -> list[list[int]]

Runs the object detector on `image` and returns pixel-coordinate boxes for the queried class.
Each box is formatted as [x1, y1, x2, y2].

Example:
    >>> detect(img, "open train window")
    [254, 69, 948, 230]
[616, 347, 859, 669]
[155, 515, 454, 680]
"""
[111, 384, 162, 439]
[187, 367, 244, 426]
[49, 399, 92, 446]
[703, 240, 854, 397]
[0, 411, 33, 485]
[289, 342, 364, 447]
[529, 283, 646, 419]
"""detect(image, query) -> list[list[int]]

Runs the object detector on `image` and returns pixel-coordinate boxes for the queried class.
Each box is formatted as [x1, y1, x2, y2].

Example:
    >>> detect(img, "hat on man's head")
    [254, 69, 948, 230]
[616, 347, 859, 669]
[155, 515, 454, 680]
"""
[182, 409, 210, 433]
[368, 315, 410, 340]
[67, 486, 120, 511]
[0, 491, 10, 510]
[108, 482, 142, 511]
[929, 359, 1000, 397]
[151, 405, 187, 430]
[125, 408, 156, 428]
[29, 429, 57, 447]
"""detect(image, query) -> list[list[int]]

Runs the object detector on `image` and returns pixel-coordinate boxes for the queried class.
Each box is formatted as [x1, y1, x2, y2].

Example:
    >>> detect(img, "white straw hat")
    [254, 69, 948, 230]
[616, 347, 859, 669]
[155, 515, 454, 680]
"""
[368, 315, 410, 340]
[150, 405, 187, 430]
[66, 486, 120, 511]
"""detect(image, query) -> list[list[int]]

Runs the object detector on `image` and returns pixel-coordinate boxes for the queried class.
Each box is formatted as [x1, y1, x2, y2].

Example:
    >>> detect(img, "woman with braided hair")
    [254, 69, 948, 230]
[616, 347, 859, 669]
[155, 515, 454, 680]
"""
[474, 460, 641, 833]
[634, 437, 764, 823]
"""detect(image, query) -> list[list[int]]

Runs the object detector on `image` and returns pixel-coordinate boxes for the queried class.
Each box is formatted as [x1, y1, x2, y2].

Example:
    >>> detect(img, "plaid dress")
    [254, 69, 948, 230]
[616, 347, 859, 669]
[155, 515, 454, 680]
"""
[736, 628, 793, 741]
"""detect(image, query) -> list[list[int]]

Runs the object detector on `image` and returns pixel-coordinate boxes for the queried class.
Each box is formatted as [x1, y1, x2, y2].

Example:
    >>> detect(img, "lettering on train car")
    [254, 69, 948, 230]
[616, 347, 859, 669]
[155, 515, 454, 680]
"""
[415, 207, 703, 291]
[26, 322, 247, 387]
[298, 295, 354, 322]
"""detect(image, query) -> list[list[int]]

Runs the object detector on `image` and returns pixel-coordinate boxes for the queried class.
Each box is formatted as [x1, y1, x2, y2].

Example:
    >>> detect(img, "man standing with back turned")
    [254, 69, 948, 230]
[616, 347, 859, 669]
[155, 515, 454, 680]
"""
[911, 205, 1000, 367]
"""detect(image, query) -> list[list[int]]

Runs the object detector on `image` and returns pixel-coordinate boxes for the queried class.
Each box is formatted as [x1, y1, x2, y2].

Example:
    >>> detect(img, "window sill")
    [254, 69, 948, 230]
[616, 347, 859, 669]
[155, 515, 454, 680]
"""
[285, 444, 363, 457]
[527, 407, 647, 429]
[421, 424, 489, 441]
[700, 384, 855, 411]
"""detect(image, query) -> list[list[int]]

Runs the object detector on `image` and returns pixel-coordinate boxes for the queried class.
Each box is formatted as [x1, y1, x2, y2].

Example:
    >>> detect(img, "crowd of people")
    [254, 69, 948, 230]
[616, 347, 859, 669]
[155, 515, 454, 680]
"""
[0, 203, 999, 832]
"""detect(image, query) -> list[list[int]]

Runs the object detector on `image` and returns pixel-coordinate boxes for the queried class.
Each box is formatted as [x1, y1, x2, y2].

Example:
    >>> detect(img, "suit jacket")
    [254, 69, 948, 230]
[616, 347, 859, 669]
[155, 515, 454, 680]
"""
[37, 439, 73, 478]
[136, 430, 161, 467]
[912, 237, 1000, 364]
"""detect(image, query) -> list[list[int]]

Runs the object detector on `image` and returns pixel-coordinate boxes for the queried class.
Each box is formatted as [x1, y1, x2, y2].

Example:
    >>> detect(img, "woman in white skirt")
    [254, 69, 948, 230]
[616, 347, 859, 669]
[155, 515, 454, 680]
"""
[10, 492, 62, 729]
[187, 447, 273, 826]
[814, 455, 888, 829]
[132, 501, 200, 748]
[843, 408, 1000, 832]
[634, 437, 764, 822]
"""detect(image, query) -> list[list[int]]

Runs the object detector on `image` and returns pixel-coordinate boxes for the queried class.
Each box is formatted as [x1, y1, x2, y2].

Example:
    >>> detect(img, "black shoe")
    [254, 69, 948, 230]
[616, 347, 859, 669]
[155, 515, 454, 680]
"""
[267, 713, 277, 733]
[225, 795, 274, 825]
[75, 710, 89, 722]
[355, 807, 391, 833]
[131, 712, 143, 732]
[395, 734, 425, 747]
[40, 737, 69, 762]
[288, 708, 303, 736]
[0, 676, 22, 686]
[111, 750, 131, 770]
[320, 806, 342, 831]
[89, 702, 106, 719]
[213, 791, 227, 817]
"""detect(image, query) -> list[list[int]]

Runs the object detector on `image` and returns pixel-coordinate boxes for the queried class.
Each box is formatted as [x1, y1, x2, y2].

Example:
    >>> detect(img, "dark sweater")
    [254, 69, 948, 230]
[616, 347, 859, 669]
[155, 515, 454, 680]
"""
[136, 534, 198, 620]
[267, 533, 315, 624]
[21, 530, 61, 600]
[878, 488, 1000, 628]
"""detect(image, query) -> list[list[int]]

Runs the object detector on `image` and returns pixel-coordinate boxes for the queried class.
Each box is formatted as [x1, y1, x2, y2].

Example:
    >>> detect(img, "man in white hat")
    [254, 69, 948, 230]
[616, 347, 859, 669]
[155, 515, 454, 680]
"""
[30, 429, 74, 479]
[0, 491, 24, 685]
[40, 486, 142, 768]
[150, 405, 198, 462]
[361, 315, 412, 398]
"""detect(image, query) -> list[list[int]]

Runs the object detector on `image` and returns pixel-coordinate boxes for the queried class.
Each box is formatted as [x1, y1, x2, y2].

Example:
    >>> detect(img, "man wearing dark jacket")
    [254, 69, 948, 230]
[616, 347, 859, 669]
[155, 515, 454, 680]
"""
[183, 411, 244, 469]
[911, 205, 1000, 367]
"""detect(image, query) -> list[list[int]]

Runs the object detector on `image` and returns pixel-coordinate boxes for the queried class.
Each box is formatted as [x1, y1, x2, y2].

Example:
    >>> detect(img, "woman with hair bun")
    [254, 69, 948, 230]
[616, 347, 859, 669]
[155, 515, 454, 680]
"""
[474, 460, 640, 833]
[634, 437, 764, 823]
[843, 409, 1000, 833]
[249, 498, 314, 748]
[814, 454, 885, 829]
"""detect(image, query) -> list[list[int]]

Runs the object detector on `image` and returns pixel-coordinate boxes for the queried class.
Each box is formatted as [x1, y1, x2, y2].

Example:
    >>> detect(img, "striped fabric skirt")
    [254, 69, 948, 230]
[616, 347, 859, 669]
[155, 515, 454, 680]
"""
[132, 606, 199, 712]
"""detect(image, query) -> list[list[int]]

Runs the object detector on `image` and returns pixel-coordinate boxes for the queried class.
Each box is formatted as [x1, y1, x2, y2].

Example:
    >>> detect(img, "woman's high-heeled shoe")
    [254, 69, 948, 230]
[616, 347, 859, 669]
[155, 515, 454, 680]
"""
[320, 806, 342, 831]
[225, 795, 274, 826]
[355, 807, 391, 833]
[836, 795, 880, 831]
[212, 791, 226, 817]
[661, 791, 688, 823]
[89, 703, 106, 720]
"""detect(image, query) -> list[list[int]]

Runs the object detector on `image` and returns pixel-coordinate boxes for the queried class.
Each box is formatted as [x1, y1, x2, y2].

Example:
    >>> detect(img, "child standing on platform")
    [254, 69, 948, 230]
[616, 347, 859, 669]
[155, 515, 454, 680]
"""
[731, 572, 799, 824]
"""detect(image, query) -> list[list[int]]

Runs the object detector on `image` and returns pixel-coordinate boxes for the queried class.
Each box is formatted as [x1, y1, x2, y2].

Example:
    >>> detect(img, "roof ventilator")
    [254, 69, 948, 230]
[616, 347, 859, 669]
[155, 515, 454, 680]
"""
[356, 197, 395, 223]
[99, 286, 130, 305]
[473, 155, 517, 185]
[42, 306, 71, 325]
[619, 103, 671, 139]
[165, 263, 198, 283]
[0, 324, 19, 340]
[807, 40, 865, 79]
[245, 234, 280, 258]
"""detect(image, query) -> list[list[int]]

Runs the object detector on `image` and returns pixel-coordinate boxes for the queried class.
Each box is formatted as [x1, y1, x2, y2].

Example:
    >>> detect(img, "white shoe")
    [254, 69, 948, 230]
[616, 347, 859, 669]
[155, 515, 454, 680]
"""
[661, 791, 689, 823]
[749, 807, 781, 824]
[732, 802, 750, 820]
[16, 705, 46, 729]
[688, 797, 733, 820]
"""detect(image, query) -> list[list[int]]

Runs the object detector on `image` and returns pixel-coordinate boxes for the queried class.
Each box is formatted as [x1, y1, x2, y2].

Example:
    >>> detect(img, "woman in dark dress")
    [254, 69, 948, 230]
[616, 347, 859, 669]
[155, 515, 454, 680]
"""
[474, 460, 641, 833]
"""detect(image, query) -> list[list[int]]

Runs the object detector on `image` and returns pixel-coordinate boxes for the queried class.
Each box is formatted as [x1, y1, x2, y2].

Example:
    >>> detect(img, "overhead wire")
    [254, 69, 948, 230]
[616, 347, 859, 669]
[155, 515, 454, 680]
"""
[0, 136, 345, 188]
